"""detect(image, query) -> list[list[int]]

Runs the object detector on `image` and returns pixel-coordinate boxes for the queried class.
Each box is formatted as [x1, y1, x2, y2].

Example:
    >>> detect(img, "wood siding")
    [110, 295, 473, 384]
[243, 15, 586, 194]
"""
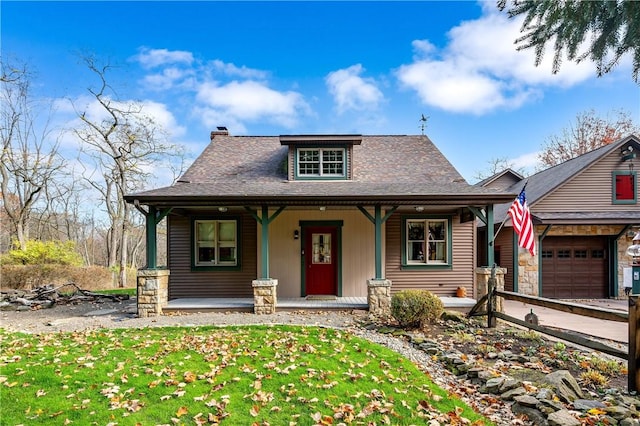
[167, 208, 478, 299]
[167, 213, 257, 298]
[385, 214, 476, 297]
[266, 209, 376, 297]
[535, 154, 638, 212]
[494, 230, 515, 291]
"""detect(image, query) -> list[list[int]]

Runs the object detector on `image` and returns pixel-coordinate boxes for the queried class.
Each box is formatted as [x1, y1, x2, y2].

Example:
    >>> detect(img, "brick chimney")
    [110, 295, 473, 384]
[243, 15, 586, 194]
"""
[210, 126, 229, 140]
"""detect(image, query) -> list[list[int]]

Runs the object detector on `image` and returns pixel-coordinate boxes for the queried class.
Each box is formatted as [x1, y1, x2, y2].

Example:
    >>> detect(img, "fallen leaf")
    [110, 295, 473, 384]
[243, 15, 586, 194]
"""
[176, 406, 188, 417]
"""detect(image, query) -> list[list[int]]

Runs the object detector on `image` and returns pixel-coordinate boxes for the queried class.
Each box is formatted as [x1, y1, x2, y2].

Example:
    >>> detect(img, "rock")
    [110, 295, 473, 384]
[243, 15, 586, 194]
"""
[499, 377, 521, 393]
[547, 409, 580, 426]
[537, 398, 565, 414]
[514, 394, 541, 408]
[605, 405, 635, 420]
[501, 386, 527, 400]
[545, 370, 584, 402]
[512, 402, 548, 426]
[484, 377, 507, 394]
[536, 388, 555, 401]
[572, 399, 607, 410]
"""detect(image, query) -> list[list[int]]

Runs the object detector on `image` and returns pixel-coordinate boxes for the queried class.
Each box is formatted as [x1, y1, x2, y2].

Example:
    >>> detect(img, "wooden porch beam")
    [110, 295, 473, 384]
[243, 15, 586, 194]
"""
[245, 206, 287, 279]
[357, 205, 397, 279]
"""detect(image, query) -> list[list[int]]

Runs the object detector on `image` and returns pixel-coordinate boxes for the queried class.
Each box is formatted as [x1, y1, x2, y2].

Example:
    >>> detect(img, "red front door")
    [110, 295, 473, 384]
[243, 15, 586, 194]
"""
[304, 226, 337, 295]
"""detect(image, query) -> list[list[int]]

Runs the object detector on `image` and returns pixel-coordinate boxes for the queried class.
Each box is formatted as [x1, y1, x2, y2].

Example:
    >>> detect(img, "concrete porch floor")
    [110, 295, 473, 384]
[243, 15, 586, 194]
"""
[164, 296, 477, 313]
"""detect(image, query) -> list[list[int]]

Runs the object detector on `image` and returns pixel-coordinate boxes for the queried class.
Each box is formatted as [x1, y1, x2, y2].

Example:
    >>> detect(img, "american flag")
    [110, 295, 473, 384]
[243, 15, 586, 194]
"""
[508, 187, 536, 256]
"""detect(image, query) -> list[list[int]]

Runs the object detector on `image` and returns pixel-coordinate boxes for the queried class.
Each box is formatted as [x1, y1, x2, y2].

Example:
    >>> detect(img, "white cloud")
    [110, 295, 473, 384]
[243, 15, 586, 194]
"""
[131, 47, 194, 69]
[325, 64, 384, 114]
[139, 100, 187, 138]
[209, 59, 268, 80]
[396, 3, 596, 115]
[195, 80, 310, 129]
[511, 150, 542, 174]
[142, 67, 196, 91]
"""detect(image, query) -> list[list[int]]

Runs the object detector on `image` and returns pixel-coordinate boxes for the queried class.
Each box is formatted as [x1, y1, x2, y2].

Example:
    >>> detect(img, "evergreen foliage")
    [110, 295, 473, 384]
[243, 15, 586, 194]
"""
[499, 0, 640, 82]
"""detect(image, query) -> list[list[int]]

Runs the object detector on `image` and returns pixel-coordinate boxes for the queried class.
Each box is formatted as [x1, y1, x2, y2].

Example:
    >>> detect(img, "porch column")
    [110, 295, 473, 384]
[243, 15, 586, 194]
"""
[247, 205, 286, 279]
[134, 204, 171, 270]
[476, 266, 506, 313]
[246, 205, 285, 314]
[358, 205, 397, 315]
[367, 278, 391, 318]
[146, 206, 158, 269]
[252, 279, 278, 314]
[486, 204, 495, 267]
[357, 205, 397, 280]
[137, 269, 169, 317]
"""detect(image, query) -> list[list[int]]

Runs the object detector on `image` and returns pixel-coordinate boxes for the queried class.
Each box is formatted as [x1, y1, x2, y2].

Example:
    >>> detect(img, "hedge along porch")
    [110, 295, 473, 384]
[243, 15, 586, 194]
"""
[125, 132, 516, 317]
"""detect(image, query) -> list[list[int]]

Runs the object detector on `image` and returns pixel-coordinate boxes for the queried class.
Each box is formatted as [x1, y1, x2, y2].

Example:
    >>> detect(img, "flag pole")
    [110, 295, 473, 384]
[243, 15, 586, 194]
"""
[491, 211, 511, 245]
[490, 181, 528, 245]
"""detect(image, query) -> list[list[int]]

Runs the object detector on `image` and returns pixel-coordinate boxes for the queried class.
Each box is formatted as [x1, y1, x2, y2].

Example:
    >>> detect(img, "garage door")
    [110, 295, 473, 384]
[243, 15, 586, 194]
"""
[541, 236, 608, 299]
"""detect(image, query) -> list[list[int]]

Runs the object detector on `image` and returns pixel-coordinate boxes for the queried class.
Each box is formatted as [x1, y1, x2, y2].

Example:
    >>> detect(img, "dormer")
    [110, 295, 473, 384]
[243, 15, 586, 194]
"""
[280, 134, 362, 181]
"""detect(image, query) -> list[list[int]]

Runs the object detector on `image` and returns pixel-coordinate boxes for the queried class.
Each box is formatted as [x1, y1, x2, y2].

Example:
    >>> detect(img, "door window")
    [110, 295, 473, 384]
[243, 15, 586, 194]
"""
[312, 233, 331, 264]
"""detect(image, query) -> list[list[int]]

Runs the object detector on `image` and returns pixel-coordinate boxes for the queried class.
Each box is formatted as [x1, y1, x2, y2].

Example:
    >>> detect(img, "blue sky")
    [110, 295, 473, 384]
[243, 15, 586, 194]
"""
[3, 0, 639, 184]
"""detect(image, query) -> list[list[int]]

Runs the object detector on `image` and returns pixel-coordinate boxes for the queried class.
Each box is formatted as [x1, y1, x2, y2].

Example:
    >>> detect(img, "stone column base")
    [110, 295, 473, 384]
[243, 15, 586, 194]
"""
[367, 279, 392, 318]
[252, 279, 278, 314]
[476, 267, 506, 313]
[137, 269, 170, 317]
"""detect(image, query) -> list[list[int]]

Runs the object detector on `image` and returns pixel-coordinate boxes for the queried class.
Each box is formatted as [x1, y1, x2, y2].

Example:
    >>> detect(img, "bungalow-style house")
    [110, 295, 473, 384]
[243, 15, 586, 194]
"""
[124, 129, 515, 316]
[478, 134, 640, 299]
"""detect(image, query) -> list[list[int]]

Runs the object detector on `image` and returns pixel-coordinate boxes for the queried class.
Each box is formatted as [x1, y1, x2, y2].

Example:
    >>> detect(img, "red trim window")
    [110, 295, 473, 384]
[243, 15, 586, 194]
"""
[613, 171, 637, 204]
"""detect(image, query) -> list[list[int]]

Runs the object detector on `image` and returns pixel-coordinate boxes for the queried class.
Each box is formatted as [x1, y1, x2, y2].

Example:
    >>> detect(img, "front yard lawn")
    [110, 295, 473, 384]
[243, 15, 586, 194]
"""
[0, 325, 492, 425]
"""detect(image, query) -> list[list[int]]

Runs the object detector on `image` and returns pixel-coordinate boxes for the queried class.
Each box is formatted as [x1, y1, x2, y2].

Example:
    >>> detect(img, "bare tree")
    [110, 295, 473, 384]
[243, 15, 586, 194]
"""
[538, 109, 640, 169]
[0, 59, 65, 250]
[473, 156, 526, 182]
[72, 56, 183, 287]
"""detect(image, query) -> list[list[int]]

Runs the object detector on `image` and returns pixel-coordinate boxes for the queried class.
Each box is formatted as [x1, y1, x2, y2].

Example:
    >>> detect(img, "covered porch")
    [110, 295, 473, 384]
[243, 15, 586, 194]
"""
[162, 296, 477, 314]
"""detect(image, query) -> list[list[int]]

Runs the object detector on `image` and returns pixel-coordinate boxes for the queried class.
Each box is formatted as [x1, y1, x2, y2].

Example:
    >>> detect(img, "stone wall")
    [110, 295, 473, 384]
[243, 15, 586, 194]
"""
[137, 269, 169, 317]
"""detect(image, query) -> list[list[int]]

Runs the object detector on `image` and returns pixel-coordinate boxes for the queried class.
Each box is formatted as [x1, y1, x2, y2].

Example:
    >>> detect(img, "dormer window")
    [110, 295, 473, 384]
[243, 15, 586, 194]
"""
[297, 148, 345, 177]
[280, 134, 362, 181]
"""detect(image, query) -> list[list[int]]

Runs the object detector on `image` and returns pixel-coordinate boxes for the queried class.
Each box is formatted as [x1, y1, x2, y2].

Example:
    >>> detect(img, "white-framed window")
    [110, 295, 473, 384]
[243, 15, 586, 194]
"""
[406, 219, 449, 265]
[194, 220, 237, 266]
[297, 148, 345, 178]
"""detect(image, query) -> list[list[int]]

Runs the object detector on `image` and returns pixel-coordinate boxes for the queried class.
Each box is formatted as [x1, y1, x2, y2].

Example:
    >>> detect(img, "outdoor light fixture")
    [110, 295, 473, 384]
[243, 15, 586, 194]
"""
[218, 207, 228, 212]
[415, 206, 425, 212]
[293, 230, 299, 240]
[319, 206, 326, 211]
[628, 232, 640, 260]
[622, 146, 636, 162]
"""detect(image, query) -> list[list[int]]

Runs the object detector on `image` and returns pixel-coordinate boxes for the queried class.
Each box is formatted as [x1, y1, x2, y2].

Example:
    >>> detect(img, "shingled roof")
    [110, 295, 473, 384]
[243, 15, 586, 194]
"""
[125, 134, 516, 207]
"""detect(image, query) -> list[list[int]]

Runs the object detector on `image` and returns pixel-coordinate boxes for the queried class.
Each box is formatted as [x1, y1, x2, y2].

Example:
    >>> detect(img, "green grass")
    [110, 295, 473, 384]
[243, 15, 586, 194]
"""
[98, 287, 136, 296]
[0, 325, 494, 425]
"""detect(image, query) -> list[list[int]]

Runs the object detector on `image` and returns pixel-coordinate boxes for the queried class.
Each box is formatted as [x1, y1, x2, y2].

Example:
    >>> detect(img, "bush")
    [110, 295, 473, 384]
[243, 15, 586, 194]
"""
[391, 289, 444, 329]
[1, 240, 83, 266]
[1, 265, 116, 290]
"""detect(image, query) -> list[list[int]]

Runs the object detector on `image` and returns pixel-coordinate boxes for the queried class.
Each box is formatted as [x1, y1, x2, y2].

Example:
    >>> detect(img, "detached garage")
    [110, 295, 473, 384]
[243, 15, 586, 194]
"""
[478, 134, 640, 299]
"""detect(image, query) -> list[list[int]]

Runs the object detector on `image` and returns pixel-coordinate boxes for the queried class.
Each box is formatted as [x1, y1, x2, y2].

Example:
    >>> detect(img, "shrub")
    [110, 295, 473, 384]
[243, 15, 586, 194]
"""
[391, 289, 444, 329]
[1, 265, 116, 290]
[1, 240, 83, 266]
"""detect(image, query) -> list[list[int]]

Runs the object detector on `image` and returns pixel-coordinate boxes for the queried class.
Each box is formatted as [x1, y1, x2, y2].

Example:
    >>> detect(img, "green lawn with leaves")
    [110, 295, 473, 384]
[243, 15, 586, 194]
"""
[0, 325, 492, 425]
